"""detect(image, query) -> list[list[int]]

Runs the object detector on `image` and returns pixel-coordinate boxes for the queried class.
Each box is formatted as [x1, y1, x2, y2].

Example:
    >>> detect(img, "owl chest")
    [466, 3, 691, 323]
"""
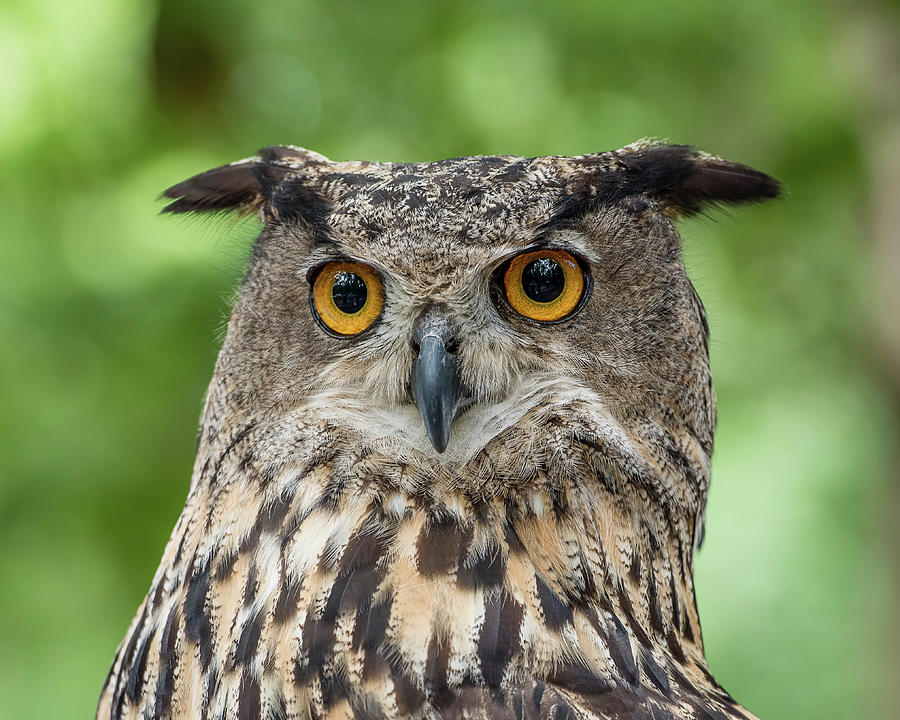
[197, 501, 585, 715]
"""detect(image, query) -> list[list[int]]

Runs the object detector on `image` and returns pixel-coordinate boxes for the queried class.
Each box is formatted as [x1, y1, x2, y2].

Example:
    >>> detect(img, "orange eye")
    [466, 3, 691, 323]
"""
[311, 261, 384, 336]
[502, 249, 586, 322]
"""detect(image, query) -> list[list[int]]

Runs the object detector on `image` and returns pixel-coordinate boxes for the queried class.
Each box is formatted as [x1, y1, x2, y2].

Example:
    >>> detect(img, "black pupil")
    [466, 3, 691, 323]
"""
[332, 272, 367, 314]
[521, 258, 565, 303]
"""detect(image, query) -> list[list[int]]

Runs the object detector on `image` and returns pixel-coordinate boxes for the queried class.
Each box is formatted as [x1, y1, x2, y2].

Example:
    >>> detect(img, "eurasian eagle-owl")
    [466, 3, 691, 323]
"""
[97, 141, 780, 720]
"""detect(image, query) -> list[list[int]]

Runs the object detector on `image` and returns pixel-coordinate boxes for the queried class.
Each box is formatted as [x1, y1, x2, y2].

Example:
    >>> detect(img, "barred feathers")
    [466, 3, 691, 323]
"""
[98, 407, 751, 720]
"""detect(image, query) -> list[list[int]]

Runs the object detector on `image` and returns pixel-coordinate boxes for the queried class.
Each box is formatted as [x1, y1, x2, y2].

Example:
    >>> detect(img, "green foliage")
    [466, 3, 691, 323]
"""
[0, 1, 895, 718]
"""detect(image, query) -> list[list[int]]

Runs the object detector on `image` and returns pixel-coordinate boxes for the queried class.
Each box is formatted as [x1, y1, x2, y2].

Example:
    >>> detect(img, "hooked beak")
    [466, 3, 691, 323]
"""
[410, 309, 469, 453]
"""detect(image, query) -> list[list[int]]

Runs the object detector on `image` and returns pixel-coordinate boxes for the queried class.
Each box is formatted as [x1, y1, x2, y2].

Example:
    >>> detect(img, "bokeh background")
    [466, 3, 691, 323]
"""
[1, 0, 898, 718]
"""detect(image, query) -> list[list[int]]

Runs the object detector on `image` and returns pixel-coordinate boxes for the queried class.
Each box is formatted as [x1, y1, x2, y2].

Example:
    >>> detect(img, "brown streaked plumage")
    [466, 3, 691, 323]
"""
[97, 141, 780, 720]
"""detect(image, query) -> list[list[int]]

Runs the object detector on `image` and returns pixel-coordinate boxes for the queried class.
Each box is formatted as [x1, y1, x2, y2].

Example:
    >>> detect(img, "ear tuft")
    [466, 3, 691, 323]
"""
[620, 143, 781, 217]
[160, 146, 329, 216]
[161, 158, 265, 215]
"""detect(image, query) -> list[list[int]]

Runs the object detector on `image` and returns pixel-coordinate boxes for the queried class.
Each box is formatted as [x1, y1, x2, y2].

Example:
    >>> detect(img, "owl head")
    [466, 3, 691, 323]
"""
[164, 142, 778, 522]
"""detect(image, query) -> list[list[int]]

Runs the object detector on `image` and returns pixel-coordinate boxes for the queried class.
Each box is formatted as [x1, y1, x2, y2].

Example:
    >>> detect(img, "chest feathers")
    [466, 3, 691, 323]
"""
[98, 410, 752, 720]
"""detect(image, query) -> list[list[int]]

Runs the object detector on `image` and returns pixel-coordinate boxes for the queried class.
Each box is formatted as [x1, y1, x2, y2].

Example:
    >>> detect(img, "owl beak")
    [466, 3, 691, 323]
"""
[411, 334, 465, 453]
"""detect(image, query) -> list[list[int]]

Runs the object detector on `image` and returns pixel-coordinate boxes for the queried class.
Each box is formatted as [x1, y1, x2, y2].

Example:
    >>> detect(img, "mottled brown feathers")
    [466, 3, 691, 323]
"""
[161, 142, 779, 221]
[99, 142, 778, 720]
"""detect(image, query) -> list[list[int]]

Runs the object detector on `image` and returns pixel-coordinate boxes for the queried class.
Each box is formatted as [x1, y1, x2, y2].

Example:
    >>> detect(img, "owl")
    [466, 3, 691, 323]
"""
[97, 141, 780, 720]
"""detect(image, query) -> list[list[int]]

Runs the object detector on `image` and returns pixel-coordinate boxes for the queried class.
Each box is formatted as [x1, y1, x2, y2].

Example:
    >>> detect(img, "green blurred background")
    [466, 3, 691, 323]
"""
[1, 0, 898, 718]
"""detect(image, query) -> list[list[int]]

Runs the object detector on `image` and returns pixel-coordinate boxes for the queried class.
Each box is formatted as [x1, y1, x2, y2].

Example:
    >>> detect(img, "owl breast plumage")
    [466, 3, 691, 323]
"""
[97, 142, 779, 720]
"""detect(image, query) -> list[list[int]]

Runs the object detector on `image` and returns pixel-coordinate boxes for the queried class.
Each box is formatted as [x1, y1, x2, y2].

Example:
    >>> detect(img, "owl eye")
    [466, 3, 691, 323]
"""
[502, 249, 586, 322]
[311, 261, 385, 336]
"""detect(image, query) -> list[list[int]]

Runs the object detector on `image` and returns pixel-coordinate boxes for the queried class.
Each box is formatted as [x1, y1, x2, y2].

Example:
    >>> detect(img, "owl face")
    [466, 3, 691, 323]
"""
[165, 144, 778, 472]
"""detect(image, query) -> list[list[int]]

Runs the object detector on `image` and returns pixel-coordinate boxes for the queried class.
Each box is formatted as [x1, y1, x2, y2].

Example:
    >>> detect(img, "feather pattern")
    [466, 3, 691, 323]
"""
[98, 402, 753, 720]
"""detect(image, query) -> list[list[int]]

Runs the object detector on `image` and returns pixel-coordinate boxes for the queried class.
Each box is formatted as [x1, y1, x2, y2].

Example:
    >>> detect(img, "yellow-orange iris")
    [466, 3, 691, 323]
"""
[503, 249, 585, 322]
[311, 261, 384, 336]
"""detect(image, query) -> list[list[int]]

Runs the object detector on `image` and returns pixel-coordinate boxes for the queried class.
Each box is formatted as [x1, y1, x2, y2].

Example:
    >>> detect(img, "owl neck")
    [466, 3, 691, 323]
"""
[187, 392, 726, 708]
[187, 334, 728, 701]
